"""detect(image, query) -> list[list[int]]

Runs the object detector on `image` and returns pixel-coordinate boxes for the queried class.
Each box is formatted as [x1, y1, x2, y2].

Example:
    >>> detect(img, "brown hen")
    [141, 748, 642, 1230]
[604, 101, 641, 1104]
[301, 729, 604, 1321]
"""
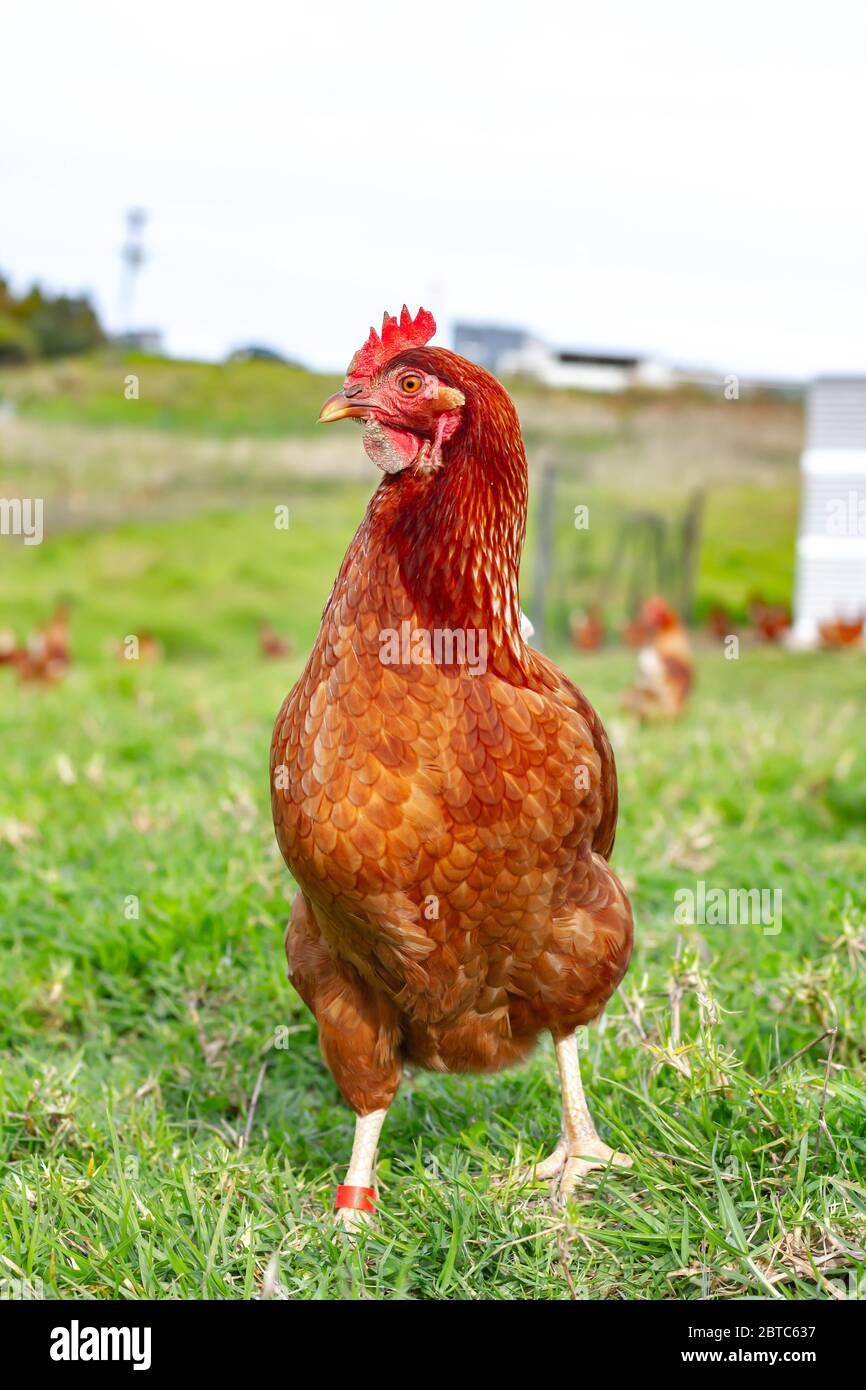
[622, 597, 693, 720]
[271, 308, 633, 1224]
[818, 615, 864, 648]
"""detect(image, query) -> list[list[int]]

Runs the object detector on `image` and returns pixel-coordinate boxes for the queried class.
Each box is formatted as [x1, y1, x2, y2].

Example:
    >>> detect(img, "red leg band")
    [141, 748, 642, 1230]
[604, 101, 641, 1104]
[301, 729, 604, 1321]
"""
[335, 1185, 377, 1213]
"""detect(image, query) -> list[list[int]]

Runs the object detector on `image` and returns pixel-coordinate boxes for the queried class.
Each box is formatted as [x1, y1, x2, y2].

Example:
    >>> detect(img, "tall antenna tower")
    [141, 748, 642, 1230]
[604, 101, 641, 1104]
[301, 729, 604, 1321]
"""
[119, 208, 148, 334]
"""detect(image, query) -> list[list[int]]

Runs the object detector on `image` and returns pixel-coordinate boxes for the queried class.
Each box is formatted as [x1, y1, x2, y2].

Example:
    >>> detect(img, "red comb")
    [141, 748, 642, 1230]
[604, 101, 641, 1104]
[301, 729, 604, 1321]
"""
[347, 305, 436, 380]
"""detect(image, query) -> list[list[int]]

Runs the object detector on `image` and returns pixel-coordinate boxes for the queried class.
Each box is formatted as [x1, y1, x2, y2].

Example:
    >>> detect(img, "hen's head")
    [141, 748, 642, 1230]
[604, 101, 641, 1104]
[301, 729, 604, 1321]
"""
[318, 306, 468, 474]
[639, 597, 680, 633]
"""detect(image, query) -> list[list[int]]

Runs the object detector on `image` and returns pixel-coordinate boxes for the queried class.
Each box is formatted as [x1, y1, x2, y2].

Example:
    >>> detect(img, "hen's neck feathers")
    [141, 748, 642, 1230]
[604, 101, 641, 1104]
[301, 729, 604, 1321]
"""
[337, 361, 532, 680]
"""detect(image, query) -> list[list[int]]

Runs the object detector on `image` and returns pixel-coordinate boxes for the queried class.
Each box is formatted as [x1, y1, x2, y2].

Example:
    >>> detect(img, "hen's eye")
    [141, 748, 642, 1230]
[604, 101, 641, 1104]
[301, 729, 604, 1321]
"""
[399, 374, 423, 394]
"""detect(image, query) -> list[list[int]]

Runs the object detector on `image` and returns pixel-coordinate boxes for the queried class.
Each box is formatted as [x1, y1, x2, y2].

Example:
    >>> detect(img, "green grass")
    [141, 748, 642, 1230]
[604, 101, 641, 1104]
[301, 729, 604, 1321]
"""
[1, 358, 863, 1300]
[2, 531, 865, 1299]
[0, 488, 373, 662]
[0, 351, 801, 623]
[0, 353, 343, 438]
[0, 483, 794, 662]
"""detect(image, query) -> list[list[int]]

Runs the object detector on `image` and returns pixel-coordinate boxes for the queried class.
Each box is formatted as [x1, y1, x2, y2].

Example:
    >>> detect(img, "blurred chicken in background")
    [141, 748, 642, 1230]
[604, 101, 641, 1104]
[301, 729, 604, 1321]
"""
[621, 612, 649, 648]
[259, 623, 295, 660]
[0, 605, 72, 685]
[707, 604, 735, 642]
[569, 607, 605, 651]
[622, 597, 693, 719]
[113, 631, 164, 663]
[136, 632, 164, 663]
[749, 596, 791, 643]
[819, 615, 864, 648]
[41, 604, 71, 667]
[0, 629, 17, 666]
[15, 634, 67, 684]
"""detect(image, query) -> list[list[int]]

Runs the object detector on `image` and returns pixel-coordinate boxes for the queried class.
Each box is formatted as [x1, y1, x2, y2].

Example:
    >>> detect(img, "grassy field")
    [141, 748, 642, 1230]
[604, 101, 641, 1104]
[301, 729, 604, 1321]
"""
[1, 352, 800, 629]
[1, 356, 864, 1300]
[0, 354, 342, 438]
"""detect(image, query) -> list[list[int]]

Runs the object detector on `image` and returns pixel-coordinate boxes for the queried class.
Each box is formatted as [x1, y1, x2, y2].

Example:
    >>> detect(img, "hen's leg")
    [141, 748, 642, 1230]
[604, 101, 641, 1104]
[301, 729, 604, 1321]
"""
[285, 893, 401, 1231]
[337, 1107, 388, 1233]
[555, 1031, 632, 1195]
[506, 1031, 632, 1188]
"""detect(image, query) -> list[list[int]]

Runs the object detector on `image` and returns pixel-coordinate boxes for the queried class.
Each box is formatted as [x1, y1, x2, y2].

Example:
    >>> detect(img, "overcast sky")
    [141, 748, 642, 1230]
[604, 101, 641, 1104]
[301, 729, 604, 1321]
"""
[2, 0, 864, 377]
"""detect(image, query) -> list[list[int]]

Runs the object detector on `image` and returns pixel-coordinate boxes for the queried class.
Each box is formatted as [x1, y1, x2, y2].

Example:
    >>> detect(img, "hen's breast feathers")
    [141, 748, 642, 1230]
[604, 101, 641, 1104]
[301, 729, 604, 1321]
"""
[271, 532, 625, 1034]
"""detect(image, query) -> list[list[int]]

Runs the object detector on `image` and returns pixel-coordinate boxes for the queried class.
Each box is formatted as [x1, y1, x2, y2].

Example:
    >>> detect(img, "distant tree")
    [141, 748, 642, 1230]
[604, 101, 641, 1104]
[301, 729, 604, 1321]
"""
[0, 313, 39, 363]
[0, 275, 36, 361]
[0, 270, 105, 360]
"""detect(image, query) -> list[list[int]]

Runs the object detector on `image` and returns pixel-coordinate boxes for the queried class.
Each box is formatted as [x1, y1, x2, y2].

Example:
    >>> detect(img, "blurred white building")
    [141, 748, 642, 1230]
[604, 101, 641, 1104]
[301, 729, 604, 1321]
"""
[111, 329, 164, 354]
[791, 377, 866, 646]
[453, 322, 673, 392]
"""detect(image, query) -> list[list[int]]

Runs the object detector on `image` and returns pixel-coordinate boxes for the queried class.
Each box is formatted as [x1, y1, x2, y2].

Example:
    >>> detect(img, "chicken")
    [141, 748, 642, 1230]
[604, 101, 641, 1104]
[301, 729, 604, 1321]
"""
[621, 597, 693, 719]
[259, 622, 295, 660]
[707, 604, 734, 642]
[114, 631, 163, 663]
[569, 607, 605, 651]
[0, 629, 17, 666]
[749, 595, 790, 643]
[621, 614, 648, 648]
[270, 307, 633, 1226]
[41, 604, 71, 667]
[14, 633, 67, 684]
[818, 615, 864, 648]
[3, 605, 72, 685]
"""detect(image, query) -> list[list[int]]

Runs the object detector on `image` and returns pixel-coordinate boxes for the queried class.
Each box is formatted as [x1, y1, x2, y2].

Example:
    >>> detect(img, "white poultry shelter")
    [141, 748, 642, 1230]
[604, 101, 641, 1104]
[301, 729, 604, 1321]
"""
[791, 377, 866, 646]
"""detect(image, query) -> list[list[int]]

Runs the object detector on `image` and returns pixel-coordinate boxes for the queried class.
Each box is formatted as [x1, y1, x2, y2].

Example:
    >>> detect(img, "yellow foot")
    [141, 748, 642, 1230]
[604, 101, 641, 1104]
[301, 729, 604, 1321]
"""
[559, 1140, 633, 1197]
[531, 1140, 570, 1182]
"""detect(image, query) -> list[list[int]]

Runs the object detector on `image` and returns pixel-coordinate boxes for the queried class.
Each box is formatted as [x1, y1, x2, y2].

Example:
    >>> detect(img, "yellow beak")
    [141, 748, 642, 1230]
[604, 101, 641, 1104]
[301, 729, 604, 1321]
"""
[317, 391, 375, 423]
